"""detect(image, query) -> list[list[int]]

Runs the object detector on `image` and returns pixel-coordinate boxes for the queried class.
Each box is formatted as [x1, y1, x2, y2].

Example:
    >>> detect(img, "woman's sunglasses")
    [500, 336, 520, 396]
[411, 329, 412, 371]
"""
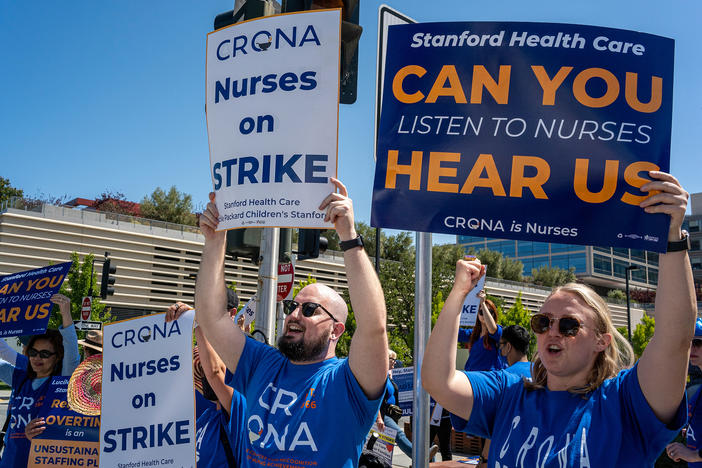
[530, 313, 584, 337]
[282, 300, 338, 323]
[692, 339, 702, 348]
[28, 348, 57, 359]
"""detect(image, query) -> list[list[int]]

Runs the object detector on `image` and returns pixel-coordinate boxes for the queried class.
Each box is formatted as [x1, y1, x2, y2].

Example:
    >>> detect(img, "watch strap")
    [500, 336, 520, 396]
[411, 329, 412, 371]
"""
[667, 230, 690, 253]
[340, 235, 364, 252]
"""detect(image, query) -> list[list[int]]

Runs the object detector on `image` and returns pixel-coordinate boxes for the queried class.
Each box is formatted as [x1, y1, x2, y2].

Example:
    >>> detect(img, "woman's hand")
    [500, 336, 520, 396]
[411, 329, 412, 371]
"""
[25, 417, 46, 440]
[666, 442, 702, 462]
[51, 293, 73, 327]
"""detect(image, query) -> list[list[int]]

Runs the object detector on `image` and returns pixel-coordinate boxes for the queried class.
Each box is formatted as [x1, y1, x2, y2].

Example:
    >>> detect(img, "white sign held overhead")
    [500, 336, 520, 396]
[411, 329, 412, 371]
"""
[460, 274, 487, 327]
[206, 9, 341, 230]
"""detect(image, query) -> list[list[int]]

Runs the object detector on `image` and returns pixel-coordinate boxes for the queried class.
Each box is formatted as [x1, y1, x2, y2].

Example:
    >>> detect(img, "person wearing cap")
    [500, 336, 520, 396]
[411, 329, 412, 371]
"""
[194, 179, 387, 468]
[78, 330, 103, 358]
[666, 318, 702, 465]
[0, 293, 80, 468]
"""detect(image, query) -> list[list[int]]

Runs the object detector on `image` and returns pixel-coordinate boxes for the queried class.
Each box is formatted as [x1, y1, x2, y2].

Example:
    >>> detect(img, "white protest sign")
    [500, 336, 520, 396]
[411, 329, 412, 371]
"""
[364, 422, 397, 465]
[100, 310, 196, 468]
[459, 274, 487, 327]
[235, 296, 257, 327]
[206, 9, 341, 230]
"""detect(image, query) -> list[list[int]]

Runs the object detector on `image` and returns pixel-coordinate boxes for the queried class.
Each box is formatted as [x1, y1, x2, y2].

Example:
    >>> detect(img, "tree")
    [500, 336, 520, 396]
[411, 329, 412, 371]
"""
[470, 248, 524, 282]
[140, 186, 197, 226]
[0, 177, 23, 205]
[530, 265, 576, 287]
[499, 293, 536, 358]
[53, 252, 113, 341]
[631, 314, 655, 358]
[607, 289, 626, 301]
[93, 190, 137, 215]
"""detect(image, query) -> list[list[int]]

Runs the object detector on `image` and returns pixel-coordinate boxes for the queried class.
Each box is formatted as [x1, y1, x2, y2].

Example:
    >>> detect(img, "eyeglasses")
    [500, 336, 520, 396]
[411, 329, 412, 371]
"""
[530, 313, 584, 337]
[389, 358, 396, 364]
[692, 339, 702, 348]
[27, 348, 57, 359]
[282, 300, 338, 323]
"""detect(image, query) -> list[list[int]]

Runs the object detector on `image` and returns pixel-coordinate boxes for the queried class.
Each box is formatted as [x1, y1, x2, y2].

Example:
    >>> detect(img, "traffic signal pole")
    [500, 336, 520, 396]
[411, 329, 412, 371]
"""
[256, 227, 280, 344]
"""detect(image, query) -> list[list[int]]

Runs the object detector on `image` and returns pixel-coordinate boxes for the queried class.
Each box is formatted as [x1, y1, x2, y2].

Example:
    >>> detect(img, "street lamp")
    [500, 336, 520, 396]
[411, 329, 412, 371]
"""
[625, 265, 639, 342]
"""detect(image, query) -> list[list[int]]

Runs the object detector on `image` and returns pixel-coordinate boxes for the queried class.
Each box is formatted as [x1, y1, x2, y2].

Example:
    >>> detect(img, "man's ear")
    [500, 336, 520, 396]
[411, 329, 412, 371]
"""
[331, 322, 346, 340]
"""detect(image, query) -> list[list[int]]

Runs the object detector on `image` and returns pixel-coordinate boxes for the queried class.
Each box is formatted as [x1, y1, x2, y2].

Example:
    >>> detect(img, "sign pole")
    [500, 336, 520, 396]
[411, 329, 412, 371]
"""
[413, 231, 432, 468]
[257, 227, 280, 345]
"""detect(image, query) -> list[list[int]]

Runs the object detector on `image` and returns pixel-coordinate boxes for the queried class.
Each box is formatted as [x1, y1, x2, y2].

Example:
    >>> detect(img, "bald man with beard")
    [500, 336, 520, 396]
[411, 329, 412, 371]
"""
[195, 178, 388, 468]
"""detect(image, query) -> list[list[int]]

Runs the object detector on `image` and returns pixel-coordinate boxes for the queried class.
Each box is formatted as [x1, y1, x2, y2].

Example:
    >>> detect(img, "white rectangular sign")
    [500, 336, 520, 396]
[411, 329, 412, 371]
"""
[459, 275, 487, 327]
[100, 310, 196, 468]
[206, 9, 341, 230]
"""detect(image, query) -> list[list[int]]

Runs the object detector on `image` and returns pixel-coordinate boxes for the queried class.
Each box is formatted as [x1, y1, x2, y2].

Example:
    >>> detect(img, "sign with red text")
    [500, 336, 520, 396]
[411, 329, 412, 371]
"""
[276, 262, 294, 301]
[206, 9, 341, 230]
[372, 22, 674, 251]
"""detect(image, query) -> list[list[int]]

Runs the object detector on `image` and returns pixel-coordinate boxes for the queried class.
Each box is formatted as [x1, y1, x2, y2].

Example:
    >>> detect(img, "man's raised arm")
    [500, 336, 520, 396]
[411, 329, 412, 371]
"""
[195, 192, 246, 374]
[320, 178, 388, 399]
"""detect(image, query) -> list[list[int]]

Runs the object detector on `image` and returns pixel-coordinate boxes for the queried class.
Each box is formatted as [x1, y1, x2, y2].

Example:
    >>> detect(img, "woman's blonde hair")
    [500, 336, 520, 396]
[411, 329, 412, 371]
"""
[525, 282, 634, 394]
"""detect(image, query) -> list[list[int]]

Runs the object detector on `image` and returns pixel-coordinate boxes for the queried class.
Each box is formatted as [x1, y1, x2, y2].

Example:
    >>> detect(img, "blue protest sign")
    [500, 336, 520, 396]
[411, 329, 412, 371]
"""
[372, 22, 674, 252]
[29, 376, 99, 468]
[390, 367, 414, 416]
[0, 262, 72, 337]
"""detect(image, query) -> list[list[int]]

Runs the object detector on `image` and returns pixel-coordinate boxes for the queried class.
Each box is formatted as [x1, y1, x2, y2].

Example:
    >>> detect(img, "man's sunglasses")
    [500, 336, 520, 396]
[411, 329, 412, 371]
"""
[27, 348, 57, 359]
[530, 313, 584, 337]
[282, 300, 338, 323]
[692, 339, 702, 348]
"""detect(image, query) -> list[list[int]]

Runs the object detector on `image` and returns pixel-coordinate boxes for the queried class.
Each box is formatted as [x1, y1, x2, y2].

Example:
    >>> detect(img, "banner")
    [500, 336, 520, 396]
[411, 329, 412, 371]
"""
[0, 262, 72, 337]
[364, 422, 397, 465]
[100, 310, 196, 468]
[28, 376, 99, 468]
[206, 9, 341, 230]
[390, 367, 414, 416]
[460, 275, 487, 327]
[372, 22, 674, 252]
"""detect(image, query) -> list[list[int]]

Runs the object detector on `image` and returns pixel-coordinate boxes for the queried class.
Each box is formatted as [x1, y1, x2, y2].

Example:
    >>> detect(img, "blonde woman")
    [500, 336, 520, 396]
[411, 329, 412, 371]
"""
[422, 172, 695, 467]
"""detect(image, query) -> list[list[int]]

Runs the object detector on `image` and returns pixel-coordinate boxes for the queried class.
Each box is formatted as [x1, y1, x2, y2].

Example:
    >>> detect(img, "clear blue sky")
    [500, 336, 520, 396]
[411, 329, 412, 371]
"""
[1, 1, 700, 245]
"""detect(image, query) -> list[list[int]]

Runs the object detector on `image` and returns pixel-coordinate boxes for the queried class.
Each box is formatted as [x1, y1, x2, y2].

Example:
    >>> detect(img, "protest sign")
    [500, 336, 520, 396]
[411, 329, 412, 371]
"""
[390, 367, 414, 416]
[372, 22, 674, 252]
[0, 262, 72, 337]
[100, 310, 196, 468]
[364, 422, 397, 465]
[206, 9, 341, 230]
[235, 296, 256, 328]
[460, 274, 487, 327]
[28, 376, 99, 468]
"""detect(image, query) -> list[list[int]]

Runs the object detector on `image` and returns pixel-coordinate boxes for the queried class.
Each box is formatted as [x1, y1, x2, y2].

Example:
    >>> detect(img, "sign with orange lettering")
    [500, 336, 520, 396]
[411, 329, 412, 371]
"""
[372, 22, 673, 251]
[0, 262, 72, 337]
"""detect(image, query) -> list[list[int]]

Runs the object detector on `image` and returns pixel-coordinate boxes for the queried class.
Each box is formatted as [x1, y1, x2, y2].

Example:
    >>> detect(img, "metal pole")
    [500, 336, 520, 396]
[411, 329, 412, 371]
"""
[413, 232, 432, 468]
[257, 227, 279, 345]
[625, 269, 632, 342]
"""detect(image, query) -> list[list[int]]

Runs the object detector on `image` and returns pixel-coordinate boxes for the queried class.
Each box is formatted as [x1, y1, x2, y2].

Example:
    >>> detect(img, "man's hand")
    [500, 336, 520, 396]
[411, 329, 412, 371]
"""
[452, 256, 486, 297]
[666, 442, 701, 462]
[319, 178, 357, 241]
[165, 302, 193, 323]
[640, 171, 689, 241]
[199, 192, 226, 243]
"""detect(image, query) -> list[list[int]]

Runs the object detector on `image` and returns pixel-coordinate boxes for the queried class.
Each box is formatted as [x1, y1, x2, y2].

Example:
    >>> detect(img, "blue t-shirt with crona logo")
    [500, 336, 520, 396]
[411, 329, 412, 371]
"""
[450, 363, 685, 467]
[231, 337, 382, 468]
[685, 384, 702, 467]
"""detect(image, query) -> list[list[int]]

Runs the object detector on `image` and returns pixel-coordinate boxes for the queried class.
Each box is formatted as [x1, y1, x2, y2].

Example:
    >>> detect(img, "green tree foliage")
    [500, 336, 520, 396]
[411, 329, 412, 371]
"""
[469, 248, 524, 282]
[53, 252, 113, 336]
[498, 293, 536, 358]
[530, 265, 576, 287]
[93, 190, 134, 215]
[140, 186, 197, 226]
[632, 314, 655, 358]
[0, 177, 23, 205]
[607, 289, 626, 301]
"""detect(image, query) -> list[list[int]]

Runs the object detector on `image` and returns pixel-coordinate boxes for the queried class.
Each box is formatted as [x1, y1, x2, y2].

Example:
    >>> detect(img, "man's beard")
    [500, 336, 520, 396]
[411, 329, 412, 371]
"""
[278, 327, 331, 362]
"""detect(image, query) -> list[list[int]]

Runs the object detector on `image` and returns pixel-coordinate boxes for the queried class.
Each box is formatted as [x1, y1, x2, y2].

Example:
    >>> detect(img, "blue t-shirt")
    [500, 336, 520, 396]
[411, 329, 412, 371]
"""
[384, 378, 396, 405]
[231, 337, 382, 468]
[451, 363, 685, 467]
[228, 389, 247, 466]
[0, 356, 51, 468]
[195, 406, 231, 468]
[504, 361, 532, 380]
[686, 385, 702, 467]
[458, 325, 507, 371]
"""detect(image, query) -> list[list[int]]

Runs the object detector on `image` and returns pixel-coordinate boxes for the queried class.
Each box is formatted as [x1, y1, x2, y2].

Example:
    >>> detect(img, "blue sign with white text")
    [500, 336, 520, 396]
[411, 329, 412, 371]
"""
[372, 22, 674, 251]
[0, 262, 72, 337]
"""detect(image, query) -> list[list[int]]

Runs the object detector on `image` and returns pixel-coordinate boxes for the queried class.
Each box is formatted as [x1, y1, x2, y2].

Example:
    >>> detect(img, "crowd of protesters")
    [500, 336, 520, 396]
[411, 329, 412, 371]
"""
[0, 172, 698, 468]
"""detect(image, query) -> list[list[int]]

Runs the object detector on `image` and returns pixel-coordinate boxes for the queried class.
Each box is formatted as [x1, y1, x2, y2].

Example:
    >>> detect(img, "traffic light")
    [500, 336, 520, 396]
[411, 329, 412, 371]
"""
[282, 0, 362, 104]
[100, 258, 116, 299]
[226, 228, 262, 264]
[297, 229, 328, 260]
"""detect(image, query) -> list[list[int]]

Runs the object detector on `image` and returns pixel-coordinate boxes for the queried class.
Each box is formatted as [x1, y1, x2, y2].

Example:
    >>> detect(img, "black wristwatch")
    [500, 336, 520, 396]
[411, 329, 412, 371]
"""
[340, 235, 364, 252]
[667, 230, 690, 253]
